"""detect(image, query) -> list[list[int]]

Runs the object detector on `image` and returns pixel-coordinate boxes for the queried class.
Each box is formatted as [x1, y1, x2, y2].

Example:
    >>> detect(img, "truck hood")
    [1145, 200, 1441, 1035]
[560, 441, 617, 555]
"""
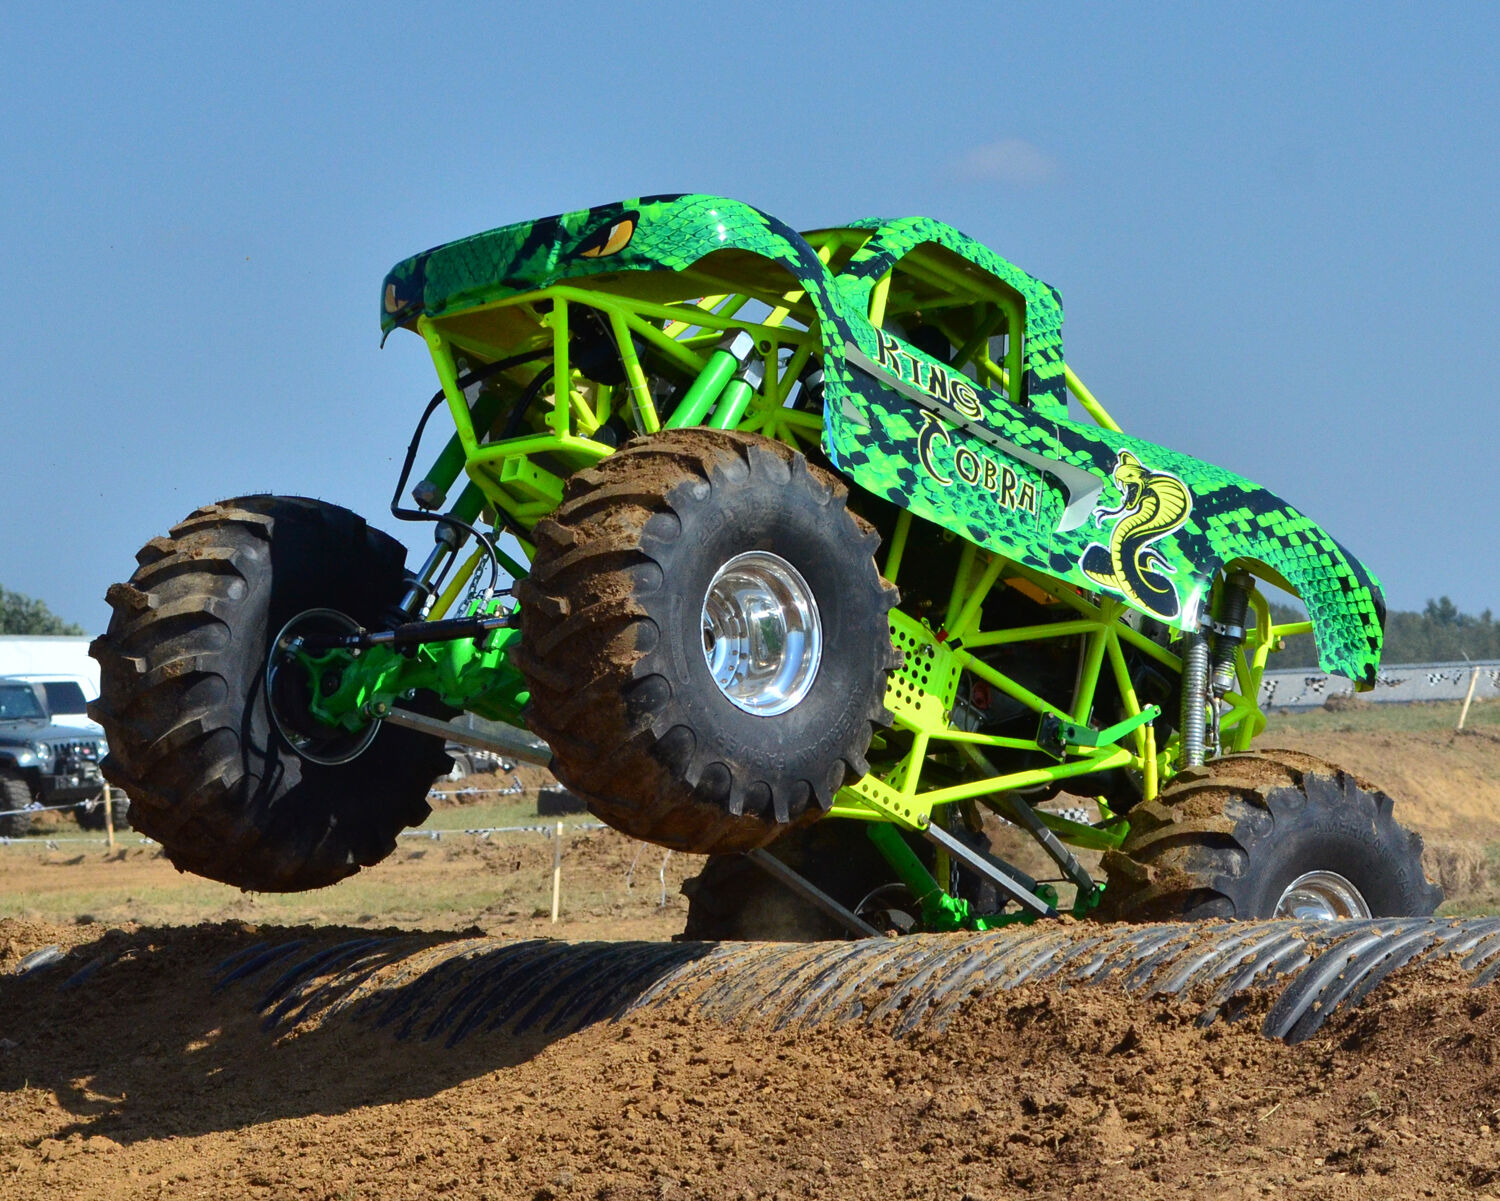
[0, 718, 103, 744]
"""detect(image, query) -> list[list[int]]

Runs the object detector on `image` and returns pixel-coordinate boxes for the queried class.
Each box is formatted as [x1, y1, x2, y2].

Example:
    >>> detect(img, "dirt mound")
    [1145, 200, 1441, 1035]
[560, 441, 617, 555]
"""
[1260, 728, 1500, 842]
[5, 918, 1500, 1200]
[3, 709, 1498, 1197]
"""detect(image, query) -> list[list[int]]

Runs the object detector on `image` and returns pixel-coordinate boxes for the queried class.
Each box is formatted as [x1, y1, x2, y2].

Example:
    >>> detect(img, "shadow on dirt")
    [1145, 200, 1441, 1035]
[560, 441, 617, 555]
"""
[0, 923, 712, 1146]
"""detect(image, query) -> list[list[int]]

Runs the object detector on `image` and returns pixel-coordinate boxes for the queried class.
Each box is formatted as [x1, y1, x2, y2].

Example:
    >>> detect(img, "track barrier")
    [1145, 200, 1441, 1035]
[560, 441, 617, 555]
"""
[1262, 659, 1500, 710]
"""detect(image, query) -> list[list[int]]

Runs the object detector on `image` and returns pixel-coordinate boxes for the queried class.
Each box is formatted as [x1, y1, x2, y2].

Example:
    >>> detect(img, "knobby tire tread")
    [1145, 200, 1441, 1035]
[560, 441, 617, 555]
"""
[1100, 748, 1441, 921]
[515, 429, 897, 855]
[91, 496, 450, 891]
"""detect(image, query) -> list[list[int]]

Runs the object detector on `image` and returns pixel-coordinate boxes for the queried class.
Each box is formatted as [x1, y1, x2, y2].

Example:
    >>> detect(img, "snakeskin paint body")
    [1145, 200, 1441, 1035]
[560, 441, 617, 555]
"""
[383, 195, 1385, 685]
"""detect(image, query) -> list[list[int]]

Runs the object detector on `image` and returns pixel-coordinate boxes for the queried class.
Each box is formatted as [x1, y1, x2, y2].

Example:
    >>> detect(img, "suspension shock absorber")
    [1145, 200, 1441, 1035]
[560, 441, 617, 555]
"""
[1178, 632, 1210, 769]
[1178, 571, 1254, 769]
[1209, 571, 1254, 699]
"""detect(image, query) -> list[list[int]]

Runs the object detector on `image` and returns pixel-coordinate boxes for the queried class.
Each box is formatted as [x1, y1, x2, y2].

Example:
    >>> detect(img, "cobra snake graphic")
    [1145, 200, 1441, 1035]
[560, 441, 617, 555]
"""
[1080, 450, 1193, 620]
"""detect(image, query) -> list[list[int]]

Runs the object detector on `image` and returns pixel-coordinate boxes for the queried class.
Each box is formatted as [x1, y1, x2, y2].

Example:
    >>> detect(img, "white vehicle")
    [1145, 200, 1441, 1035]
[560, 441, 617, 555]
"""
[0, 637, 102, 733]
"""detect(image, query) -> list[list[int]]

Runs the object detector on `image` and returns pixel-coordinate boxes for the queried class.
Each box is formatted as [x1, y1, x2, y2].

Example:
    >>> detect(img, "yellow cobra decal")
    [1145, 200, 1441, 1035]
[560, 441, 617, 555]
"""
[1080, 450, 1193, 620]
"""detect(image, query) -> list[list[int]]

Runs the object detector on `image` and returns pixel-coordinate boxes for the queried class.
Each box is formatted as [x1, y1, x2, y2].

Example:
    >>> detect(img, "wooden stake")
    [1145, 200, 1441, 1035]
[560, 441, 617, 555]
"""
[551, 821, 563, 923]
[1457, 667, 1481, 732]
[102, 783, 116, 849]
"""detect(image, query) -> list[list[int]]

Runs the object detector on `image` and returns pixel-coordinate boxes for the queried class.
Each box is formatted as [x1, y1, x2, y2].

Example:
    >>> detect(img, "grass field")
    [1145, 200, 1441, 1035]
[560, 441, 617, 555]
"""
[1263, 695, 1499, 736]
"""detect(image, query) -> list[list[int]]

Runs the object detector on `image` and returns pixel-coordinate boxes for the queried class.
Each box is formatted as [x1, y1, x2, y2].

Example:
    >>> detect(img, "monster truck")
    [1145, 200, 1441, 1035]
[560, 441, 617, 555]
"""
[0, 678, 111, 836]
[90, 194, 1440, 931]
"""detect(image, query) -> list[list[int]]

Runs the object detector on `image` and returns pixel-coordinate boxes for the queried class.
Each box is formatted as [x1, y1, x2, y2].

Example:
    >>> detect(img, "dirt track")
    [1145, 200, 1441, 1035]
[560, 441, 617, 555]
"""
[2, 716, 1499, 1199]
[5, 917, 1500, 1200]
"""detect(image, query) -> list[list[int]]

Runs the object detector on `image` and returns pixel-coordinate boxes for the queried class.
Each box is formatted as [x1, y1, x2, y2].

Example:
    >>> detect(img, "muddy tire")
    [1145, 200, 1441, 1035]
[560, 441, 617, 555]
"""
[681, 820, 903, 941]
[681, 819, 1003, 940]
[89, 496, 450, 891]
[1100, 749, 1442, 921]
[515, 429, 898, 855]
[0, 771, 34, 839]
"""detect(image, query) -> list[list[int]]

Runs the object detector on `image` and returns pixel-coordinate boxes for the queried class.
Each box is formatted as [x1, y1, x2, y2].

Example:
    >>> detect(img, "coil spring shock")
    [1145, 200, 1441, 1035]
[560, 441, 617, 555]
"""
[1178, 633, 1210, 768]
[1179, 571, 1254, 768]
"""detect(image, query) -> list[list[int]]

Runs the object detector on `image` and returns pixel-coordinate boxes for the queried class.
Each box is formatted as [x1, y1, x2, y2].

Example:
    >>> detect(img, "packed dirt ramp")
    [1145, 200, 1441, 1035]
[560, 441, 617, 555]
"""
[16, 916, 1500, 1048]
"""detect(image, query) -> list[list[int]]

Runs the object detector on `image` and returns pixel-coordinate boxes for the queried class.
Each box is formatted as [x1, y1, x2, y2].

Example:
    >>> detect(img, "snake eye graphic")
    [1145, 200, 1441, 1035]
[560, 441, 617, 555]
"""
[577, 212, 638, 259]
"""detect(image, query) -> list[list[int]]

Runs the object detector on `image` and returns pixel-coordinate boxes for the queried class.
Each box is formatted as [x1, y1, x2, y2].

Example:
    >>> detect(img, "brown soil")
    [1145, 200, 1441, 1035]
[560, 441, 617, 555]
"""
[1260, 726, 1500, 842]
[2, 723, 1498, 1199]
[4, 916, 1500, 1200]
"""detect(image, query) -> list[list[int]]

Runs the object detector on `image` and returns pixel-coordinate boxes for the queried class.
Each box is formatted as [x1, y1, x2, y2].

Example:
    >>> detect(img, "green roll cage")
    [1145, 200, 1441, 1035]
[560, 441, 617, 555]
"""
[307, 215, 1323, 926]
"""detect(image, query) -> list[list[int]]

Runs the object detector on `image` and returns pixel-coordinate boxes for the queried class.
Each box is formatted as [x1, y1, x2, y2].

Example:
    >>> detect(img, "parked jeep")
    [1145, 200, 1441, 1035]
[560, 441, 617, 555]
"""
[0, 678, 111, 836]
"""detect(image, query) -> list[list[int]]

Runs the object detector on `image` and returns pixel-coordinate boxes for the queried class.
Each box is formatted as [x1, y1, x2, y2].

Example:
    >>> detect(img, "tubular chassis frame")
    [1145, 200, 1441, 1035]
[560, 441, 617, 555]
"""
[306, 217, 1323, 927]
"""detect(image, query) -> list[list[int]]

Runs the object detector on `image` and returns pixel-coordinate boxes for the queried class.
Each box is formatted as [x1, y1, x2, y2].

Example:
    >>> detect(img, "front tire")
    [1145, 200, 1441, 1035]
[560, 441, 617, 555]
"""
[90, 496, 450, 891]
[1100, 749, 1442, 921]
[0, 771, 34, 838]
[515, 430, 898, 855]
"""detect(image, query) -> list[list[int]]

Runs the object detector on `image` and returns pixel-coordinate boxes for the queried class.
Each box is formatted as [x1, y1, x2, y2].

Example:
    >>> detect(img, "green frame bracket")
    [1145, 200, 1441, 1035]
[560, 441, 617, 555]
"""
[302, 617, 530, 732]
[1037, 703, 1161, 760]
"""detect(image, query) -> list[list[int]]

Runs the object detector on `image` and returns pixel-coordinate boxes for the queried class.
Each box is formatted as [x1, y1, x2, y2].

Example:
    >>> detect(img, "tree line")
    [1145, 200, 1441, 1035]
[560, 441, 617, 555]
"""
[0, 587, 86, 636]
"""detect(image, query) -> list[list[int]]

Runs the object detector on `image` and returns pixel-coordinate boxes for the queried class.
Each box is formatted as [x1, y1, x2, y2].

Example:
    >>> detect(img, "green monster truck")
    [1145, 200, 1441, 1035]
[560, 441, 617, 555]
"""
[90, 194, 1441, 933]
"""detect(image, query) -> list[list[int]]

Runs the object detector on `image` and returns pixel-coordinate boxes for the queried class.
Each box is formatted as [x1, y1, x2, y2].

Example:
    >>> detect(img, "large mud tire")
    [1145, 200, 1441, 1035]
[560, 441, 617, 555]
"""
[681, 819, 1004, 940]
[0, 771, 34, 839]
[515, 429, 898, 855]
[680, 820, 901, 941]
[90, 496, 450, 891]
[1100, 749, 1442, 921]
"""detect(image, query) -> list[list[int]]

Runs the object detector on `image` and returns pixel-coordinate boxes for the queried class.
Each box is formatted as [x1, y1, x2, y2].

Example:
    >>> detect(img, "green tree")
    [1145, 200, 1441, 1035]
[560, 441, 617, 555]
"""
[0, 586, 86, 636]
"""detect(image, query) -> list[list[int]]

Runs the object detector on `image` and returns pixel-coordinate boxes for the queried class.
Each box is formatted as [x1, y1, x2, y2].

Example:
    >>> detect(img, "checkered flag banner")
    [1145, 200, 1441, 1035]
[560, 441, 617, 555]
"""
[1259, 660, 1500, 709]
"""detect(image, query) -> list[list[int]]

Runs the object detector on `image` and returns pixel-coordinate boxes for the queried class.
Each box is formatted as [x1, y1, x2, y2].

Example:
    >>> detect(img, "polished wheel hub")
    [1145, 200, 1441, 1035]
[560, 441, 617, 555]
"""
[701, 552, 822, 717]
[267, 608, 379, 765]
[1274, 870, 1372, 920]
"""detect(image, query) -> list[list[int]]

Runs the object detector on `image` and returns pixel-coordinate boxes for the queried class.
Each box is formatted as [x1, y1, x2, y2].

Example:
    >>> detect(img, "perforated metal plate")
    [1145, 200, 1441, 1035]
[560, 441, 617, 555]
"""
[883, 609, 962, 727]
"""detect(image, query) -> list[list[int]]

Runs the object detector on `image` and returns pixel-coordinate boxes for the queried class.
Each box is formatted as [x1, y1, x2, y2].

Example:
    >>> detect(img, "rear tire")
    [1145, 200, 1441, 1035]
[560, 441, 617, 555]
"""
[90, 496, 450, 891]
[680, 820, 901, 941]
[1100, 749, 1442, 921]
[680, 819, 1003, 941]
[515, 430, 898, 855]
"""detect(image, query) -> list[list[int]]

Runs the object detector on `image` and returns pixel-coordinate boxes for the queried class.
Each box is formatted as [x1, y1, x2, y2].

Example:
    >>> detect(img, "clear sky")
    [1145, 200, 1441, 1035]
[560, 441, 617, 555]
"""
[3, 1, 1496, 633]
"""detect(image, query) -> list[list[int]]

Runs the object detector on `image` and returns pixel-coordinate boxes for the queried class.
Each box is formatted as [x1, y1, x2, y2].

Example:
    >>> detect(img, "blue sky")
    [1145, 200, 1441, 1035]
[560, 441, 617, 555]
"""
[3, 1, 1496, 632]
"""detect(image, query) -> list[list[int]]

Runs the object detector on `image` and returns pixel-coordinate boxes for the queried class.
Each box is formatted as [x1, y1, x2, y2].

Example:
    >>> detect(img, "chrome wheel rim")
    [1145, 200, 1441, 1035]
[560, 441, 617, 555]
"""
[701, 551, 822, 717]
[1273, 870, 1372, 920]
[267, 608, 380, 766]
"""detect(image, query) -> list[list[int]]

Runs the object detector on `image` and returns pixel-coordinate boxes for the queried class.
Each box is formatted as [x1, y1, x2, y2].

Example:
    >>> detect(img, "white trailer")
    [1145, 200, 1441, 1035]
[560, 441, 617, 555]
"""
[0, 635, 102, 732]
